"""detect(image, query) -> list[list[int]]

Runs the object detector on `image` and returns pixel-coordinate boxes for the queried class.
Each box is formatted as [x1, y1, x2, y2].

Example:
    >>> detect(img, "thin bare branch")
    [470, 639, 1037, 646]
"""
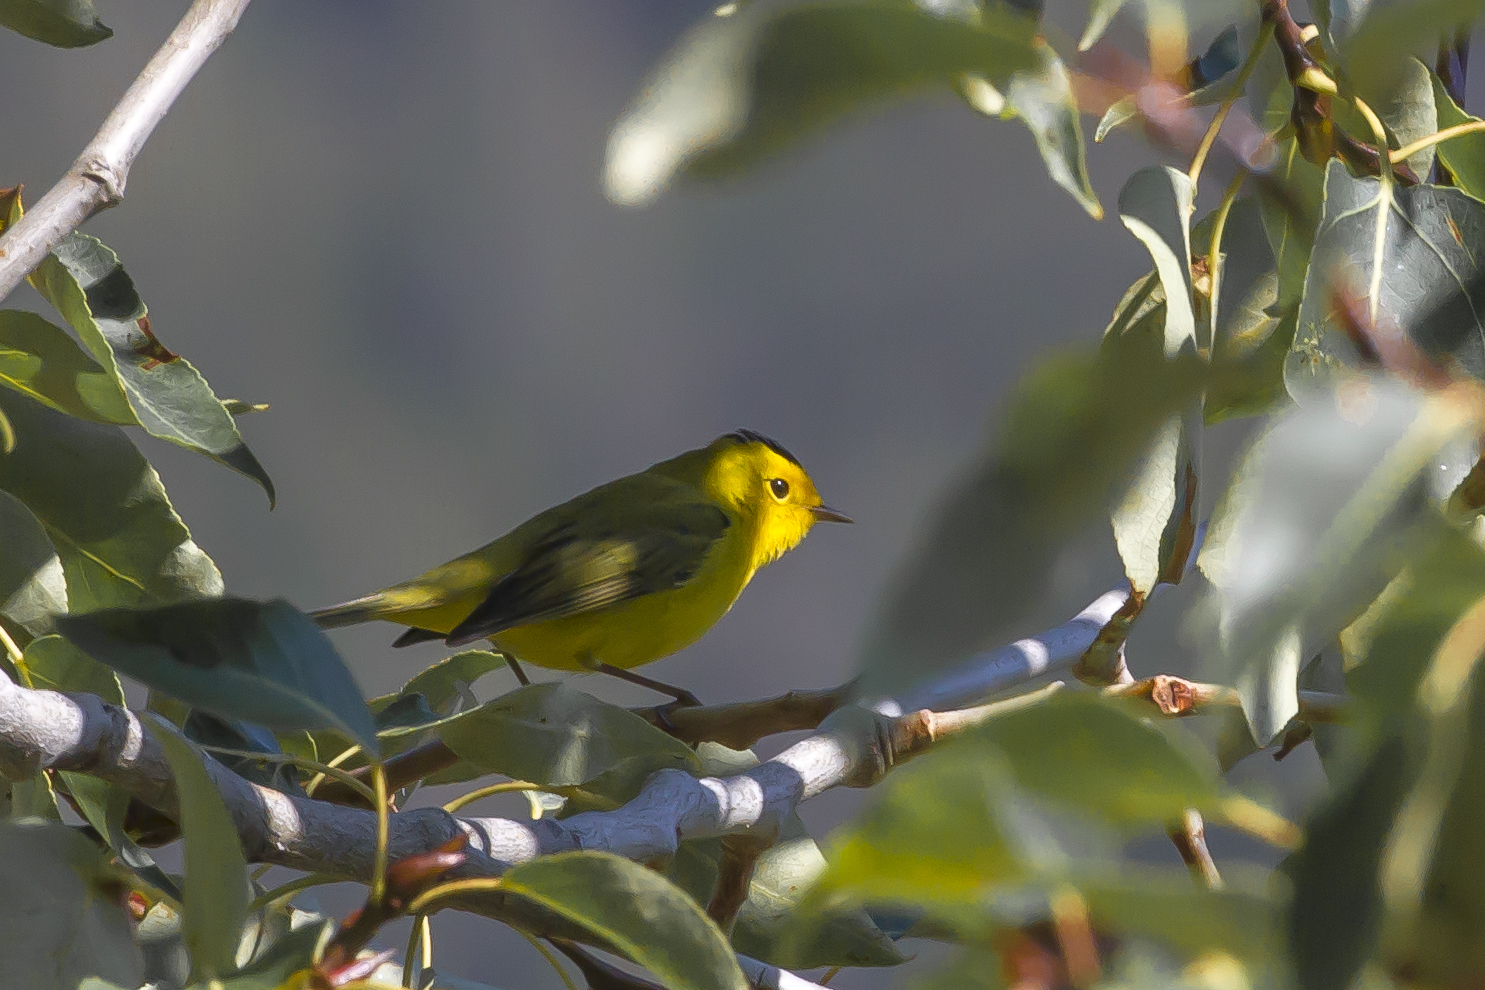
[0, 0, 252, 303]
[1168, 808, 1224, 890]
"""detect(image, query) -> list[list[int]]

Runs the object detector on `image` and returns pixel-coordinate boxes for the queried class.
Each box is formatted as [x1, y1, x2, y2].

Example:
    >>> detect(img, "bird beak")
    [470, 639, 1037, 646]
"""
[811, 504, 853, 524]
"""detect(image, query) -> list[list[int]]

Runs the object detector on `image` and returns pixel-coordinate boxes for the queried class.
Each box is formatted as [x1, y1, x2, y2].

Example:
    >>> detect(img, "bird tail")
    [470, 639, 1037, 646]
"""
[308, 595, 389, 629]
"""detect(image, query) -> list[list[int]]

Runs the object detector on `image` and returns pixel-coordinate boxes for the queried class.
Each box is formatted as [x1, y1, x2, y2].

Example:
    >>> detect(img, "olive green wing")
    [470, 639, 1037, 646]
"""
[443, 494, 731, 647]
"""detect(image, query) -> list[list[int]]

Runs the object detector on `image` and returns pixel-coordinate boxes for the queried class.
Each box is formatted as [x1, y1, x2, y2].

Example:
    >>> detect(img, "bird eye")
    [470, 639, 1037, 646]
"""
[769, 478, 790, 500]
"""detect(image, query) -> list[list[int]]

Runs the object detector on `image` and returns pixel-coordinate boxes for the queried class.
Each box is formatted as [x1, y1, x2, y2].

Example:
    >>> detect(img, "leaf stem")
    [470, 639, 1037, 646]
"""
[442, 780, 574, 815]
[405, 877, 506, 917]
[1206, 171, 1248, 347]
[1349, 93, 1394, 323]
[245, 872, 340, 915]
[517, 929, 581, 990]
[197, 744, 377, 804]
[305, 744, 363, 797]
[0, 624, 28, 682]
[401, 914, 430, 989]
[1188, 22, 1275, 187]
[1390, 119, 1485, 165]
[371, 763, 390, 906]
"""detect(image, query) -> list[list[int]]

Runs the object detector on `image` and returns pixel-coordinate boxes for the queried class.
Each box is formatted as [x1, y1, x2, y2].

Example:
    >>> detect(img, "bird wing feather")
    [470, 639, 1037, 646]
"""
[444, 486, 731, 646]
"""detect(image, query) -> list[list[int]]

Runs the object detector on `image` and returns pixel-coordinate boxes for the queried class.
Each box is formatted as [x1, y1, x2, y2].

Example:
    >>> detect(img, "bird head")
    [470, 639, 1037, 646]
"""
[708, 430, 851, 567]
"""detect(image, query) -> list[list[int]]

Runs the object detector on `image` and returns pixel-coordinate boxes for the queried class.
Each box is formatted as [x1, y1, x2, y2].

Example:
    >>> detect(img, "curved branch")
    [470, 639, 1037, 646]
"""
[0, 0, 252, 303]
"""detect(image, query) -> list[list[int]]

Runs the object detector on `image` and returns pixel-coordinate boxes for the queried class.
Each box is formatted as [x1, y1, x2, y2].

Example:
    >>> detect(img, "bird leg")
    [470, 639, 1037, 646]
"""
[595, 663, 701, 708]
[504, 654, 532, 686]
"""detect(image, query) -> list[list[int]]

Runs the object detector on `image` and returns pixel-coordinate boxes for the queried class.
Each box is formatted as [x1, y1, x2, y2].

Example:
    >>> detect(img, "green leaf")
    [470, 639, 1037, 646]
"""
[858, 297, 1205, 701]
[0, 309, 135, 424]
[58, 598, 380, 757]
[1118, 166, 1198, 356]
[502, 851, 748, 990]
[30, 233, 275, 505]
[1341, 0, 1485, 101]
[967, 691, 1225, 828]
[22, 632, 122, 699]
[150, 716, 251, 980]
[1431, 70, 1485, 200]
[1198, 380, 1476, 743]
[1287, 161, 1485, 390]
[0, 489, 66, 635]
[605, 0, 1046, 205]
[437, 681, 697, 799]
[1259, 137, 1325, 316]
[400, 649, 509, 714]
[812, 744, 1046, 911]
[0, 389, 224, 613]
[0, 0, 110, 47]
[4, 771, 60, 820]
[962, 41, 1102, 218]
[0, 820, 143, 988]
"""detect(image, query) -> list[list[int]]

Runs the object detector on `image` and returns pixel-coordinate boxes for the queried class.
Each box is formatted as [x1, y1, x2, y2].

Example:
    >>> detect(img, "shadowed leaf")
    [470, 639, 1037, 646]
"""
[1432, 70, 1485, 200]
[58, 598, 379, 756]
[0, 309, 135, 424]
[0, 490, 66, 635]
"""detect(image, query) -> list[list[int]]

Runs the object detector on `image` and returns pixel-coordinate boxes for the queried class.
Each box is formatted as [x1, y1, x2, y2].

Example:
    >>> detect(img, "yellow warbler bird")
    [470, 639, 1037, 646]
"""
[310, 430, 850, 701]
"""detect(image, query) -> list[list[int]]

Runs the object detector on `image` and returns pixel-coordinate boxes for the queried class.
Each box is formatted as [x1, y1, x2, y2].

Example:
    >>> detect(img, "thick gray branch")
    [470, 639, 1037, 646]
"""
[0, 0, 251, 303]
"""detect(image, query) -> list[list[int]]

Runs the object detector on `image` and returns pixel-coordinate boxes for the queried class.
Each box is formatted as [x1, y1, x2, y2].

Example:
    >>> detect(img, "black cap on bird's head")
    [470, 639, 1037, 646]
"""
[721, 429, 802, 468]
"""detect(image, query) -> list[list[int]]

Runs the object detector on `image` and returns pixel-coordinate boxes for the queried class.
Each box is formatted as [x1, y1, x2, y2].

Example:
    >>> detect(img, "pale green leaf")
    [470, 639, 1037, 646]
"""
[0, 309, 134, 424]
[1118, 166, 1198, 356]
[1431, 70, 1485, 200]
[0, 820, 143, 989]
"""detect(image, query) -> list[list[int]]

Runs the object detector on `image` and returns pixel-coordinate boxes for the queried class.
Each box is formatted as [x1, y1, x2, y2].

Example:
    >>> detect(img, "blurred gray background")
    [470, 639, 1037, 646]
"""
[0, 1, 1378, 985]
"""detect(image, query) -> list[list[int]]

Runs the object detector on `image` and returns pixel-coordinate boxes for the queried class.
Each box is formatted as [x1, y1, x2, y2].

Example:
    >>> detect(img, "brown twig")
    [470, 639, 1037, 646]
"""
[1106, 674, 1348, 724]
[1167, 808, 1224, 889]
[707, 835, 771, 933]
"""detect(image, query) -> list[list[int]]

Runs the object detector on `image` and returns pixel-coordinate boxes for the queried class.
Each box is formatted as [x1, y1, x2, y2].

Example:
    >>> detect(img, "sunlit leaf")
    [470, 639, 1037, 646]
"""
[58, 598, 379, 756]
[606, 0, 1044, 205]
[0, 309, 134, 424]
[0, 820, 142, 989]
[400, 649, 509, 714]
[1118, 166, 1198, 356]
[0, 0, 110, 47]
[1112, 402, 1199, 596]
[150, 716, 250, 980]
[502, 851, 748, 990]
[1199, 380, 1482, 743]
[1431, 70, 1485, 200]
[437, 681, 696, 799]
[1079, 0, 1126, 50]
[30, 233, 275, 504]
[0, 390, 223, 613]
[0, 489, 66, 635]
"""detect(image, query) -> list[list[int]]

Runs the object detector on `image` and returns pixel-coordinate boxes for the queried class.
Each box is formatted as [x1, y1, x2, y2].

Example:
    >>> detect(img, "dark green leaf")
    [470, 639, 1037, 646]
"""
[0, 0, 110, 47]
[400, 649, 509, 714]
[1432, 70, 1485, 200]
[59, 598, 379, 756]
[1198, 380, 1476, 743]
[0, 820, 142, 988]
[0, 309, 134, 424]
[502, 851, 748, 990]
[437, 681, 696, 799]
[0, 389, 223, 613]
[606, 1, 1047, 205]
[4, 771, 60, 820]
[150, 716, 250, 980]
[30, 233, 275, 504]
[0, 489, 66, 635]
[1259, 137, 1325, 316]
